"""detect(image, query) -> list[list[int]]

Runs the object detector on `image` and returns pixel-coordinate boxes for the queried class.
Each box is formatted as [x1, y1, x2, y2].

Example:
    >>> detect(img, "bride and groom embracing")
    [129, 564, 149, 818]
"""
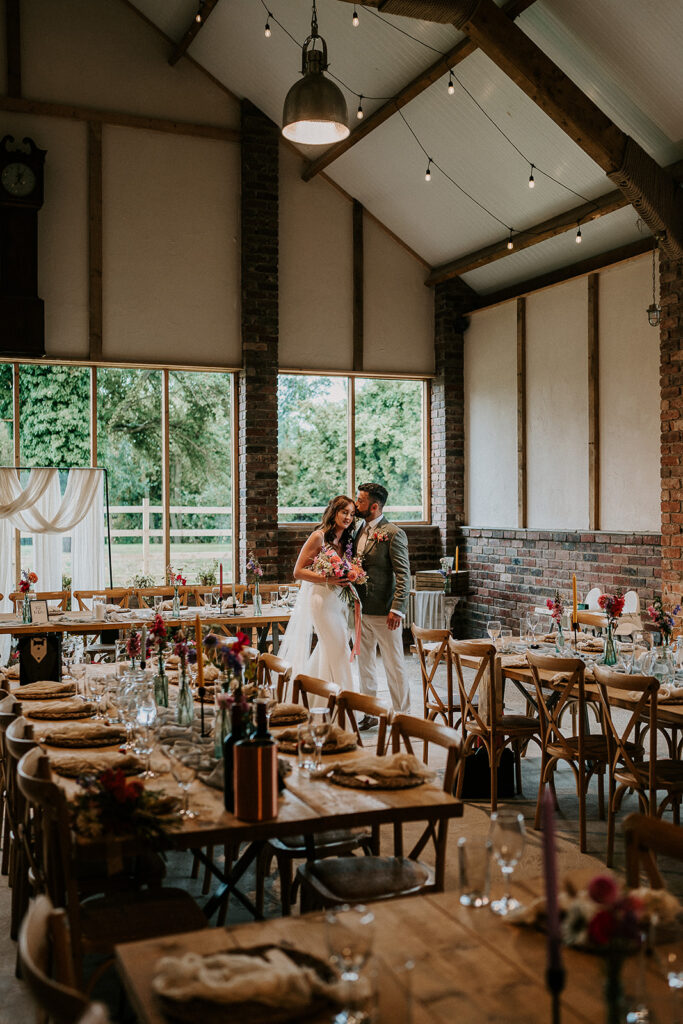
[279, 482, 411, 722]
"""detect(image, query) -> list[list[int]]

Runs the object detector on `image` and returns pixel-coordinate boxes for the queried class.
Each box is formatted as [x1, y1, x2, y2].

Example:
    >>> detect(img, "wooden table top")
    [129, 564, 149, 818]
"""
[115, 883, 680, 1024]
[0, 607, 291, 636]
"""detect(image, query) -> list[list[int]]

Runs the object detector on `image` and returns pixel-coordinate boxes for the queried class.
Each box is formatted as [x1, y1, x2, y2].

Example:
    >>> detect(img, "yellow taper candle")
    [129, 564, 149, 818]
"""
[455, 547, 459, 573]
[572, 574, 577, 626]
[194, 615, 205, 688]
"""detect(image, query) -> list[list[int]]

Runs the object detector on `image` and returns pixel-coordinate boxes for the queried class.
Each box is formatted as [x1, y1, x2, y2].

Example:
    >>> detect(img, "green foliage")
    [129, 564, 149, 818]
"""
[19, 365, 90, 467]
[0, 363, 12, 465]
[196, 560, 218, 586]
[128, 572, 157, 588]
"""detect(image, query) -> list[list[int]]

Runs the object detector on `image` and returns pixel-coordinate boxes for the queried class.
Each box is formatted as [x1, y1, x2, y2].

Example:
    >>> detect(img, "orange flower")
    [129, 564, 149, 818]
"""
[28, 572, 38, 583]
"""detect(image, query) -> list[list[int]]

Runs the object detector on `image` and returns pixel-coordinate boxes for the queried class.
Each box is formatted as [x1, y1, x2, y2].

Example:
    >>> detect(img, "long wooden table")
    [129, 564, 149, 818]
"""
[115, 884, 680, 1024]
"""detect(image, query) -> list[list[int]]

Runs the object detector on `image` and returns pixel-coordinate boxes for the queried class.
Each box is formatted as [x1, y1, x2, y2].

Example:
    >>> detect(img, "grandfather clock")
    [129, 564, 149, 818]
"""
[0, 135, 47, 357]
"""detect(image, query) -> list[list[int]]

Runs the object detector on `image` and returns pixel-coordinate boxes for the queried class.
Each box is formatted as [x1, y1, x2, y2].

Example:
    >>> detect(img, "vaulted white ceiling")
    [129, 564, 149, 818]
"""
[131, 0, 683, 295]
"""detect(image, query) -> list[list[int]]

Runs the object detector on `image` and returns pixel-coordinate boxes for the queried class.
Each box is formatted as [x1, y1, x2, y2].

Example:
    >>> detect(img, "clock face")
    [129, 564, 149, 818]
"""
[1, 162, 36, 198]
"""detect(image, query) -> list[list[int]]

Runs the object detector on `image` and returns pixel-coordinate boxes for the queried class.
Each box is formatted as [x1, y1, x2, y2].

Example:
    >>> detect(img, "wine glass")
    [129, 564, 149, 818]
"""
[327, 905, 375, 982]
[134, 722, 157, 779]
[212, 586, 221, 609]
[489, 808, 526, 916]
[310, 707, 331, 768]
[486, 620, 502, 644]
[278, 585, 290, 607]
[531, 616, 546, 648]
[168, 755, 198, 819]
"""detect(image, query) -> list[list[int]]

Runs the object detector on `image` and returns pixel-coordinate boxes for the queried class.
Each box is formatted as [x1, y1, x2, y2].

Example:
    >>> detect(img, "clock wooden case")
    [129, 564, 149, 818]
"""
[0, 134, 47, 357]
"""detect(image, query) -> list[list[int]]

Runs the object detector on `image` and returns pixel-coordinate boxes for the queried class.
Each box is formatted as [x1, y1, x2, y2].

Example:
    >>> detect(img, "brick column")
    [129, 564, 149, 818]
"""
[239, 100, 279, 581]
[431, 279, 469, 557]
[659, 253, 683, 608]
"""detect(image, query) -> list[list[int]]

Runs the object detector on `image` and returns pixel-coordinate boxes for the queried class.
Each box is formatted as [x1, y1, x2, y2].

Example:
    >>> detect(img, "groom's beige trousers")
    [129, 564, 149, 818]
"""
[358, 615, 410, 712]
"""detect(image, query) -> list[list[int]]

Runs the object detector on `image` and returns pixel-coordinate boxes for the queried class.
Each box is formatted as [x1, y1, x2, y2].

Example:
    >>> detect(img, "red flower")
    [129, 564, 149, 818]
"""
[588, 875, 618, 906]
[588, 909, 617, 946]
[28, 572, 38, 584]
[233, 630, 249, 655]
[100, 768, 143, 804]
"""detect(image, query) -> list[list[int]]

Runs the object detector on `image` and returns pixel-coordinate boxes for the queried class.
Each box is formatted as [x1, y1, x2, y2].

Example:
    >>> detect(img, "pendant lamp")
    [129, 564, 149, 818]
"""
[282, 1, 349, 145]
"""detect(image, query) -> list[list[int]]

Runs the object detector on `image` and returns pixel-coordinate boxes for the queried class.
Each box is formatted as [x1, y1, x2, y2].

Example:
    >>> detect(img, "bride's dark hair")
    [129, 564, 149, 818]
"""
[320, 495, 356, 549]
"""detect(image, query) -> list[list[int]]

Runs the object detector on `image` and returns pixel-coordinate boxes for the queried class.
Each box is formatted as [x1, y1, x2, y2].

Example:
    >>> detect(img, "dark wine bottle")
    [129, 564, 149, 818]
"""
[234, 700, 279, 821]
[222, 703, 243, 814]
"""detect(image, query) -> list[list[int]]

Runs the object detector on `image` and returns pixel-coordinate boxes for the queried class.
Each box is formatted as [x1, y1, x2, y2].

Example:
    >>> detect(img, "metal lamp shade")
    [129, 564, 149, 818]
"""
[282, 71, 349, 145]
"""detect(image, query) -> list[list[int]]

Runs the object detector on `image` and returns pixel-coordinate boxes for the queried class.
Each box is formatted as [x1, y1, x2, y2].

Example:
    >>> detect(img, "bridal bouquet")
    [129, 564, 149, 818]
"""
[311, 547, 368, 608]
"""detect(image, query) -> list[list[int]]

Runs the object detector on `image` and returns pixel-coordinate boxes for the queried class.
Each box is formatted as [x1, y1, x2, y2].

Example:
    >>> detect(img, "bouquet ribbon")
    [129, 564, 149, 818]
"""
[347, 584, 362, 662]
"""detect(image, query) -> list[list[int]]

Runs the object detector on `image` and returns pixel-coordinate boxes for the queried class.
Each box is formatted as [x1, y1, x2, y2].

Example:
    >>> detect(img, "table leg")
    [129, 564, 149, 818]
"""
[272, 623, 280, 655]
[198, 840, 266, 920]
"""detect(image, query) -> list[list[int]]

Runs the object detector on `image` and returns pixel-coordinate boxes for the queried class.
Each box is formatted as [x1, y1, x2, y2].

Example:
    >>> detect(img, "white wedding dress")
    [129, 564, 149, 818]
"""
[279, 573, 354, 690]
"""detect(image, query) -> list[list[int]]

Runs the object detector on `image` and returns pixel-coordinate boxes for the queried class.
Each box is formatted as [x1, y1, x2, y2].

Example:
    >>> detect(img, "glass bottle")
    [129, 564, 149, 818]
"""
[175, 663, 194, 726]
[172, 585, 181, 618]
[252, 580, 263, 616]
[234, 700, 278, 821]
[22, 591, 31, 624]
[154, 653, 169, 707]
[223, 703, 244, 813]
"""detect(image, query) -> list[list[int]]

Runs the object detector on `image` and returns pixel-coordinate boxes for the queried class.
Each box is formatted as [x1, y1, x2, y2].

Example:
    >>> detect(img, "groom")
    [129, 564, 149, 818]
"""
[354, 482, 411, 724]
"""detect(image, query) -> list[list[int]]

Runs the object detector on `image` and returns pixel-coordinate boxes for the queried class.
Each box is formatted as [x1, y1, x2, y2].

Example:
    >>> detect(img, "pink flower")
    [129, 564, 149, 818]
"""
[588, 875, 619, 906]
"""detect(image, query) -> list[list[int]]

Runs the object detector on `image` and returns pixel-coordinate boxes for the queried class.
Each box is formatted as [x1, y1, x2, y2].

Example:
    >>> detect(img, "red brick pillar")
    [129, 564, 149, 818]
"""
[432, 280, 469, 558]
[660, 253, 683, 608]
[239, 101, 279, 581]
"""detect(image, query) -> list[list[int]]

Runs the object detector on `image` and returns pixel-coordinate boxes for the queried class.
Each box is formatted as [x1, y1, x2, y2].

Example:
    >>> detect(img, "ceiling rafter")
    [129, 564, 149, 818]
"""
[168, 0, 222, 67]
[427, 159, 683, 286]
[302, 0, 535, 182]
[335, 0, 683, 259]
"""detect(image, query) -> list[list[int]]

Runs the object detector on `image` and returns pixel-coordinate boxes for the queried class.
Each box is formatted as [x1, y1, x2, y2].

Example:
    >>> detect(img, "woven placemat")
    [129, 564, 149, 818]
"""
[277, 738, 357, 756]
[325, 770, 425, 790]
[50, 751, 142, 778]
[37, 725, 125, 748]
[27, 700, 96, 721]
[17, 680, 77, 700]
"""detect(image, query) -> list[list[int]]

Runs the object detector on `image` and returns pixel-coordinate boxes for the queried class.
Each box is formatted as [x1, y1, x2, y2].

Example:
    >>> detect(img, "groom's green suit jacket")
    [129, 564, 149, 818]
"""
[353, 516, 411, 618]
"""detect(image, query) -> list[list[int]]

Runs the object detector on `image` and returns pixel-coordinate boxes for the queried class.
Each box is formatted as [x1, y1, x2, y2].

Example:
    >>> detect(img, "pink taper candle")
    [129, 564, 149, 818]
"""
[542, 786, 562, 973]
[219, 563, 223, 600]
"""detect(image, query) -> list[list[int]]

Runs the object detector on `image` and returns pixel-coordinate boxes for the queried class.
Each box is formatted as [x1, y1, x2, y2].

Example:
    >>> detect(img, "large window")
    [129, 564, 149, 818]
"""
[0, 364, 12, 467]
[278, 374, 428, 523]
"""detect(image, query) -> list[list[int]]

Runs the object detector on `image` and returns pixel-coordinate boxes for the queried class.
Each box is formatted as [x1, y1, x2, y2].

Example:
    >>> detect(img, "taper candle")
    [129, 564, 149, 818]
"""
[455, 546, 459, 573]
[194, 615, 205, 688]
[542, 787, 562, 973]
[219, 563, 223, 601]
[572, 573, 578, 626]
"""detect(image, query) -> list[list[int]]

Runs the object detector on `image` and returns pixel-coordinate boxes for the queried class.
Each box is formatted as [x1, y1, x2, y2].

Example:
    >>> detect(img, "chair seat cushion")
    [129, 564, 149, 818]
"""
[271, 829, 370, 852]
[465, 715, 537, 736]
[81, 887, 207, 952]
[615, 760, 683, 790]
[300, 855, 430, 903]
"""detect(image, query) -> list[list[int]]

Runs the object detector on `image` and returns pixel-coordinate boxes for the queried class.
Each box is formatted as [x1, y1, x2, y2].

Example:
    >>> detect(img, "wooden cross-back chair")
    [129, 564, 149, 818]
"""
[16, 748, 207, 990]
[334, 690, 391, 754]
[297, 714, 462, 910]
[256, 652, 292, 703]
[411, 625, 462, 762]
[526, 652, 610, 854]
[134, 586, 193, 609]
[449, 638, 540, 811]
[0, 692, 23, 879]
[623, 812, 683, 890]
[291, 674, 339, 713]
[5, 716, 38, 938]
[72, 589, 130, 611]
[10, 590, 70, 613]
[593, 665, 683, 867]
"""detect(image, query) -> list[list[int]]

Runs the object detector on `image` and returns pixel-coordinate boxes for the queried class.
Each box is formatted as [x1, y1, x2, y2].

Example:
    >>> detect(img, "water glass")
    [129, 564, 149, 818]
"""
[486, 619, 502, 643]
[297, 722, 316, 770]
[153, 594, 163, 613]
[327, 905, 375, 982]
[278, 585, 290, 606]
[499, 628, 513, 652]
[489, 808, 526, 916]
[309, 707, 331, 768]
[457, 835, 492, 907]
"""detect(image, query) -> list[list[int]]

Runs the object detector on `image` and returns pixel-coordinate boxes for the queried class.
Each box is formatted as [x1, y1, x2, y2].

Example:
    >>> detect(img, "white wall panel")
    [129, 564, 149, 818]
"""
[103, 127, 240, 366]
[363, 217, 434, 375]
[279, 145, 353, 371]
[599, 257, 660, 530]
[526, 278, 588, 528]
[464, 302, 517, 525]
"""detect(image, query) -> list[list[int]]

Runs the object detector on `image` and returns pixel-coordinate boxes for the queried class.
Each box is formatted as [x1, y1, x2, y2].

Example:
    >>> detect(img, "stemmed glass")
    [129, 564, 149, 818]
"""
[327, 904, 375, 1022]
[530, 616, 546, 648]
[278, 585, 290, 607]
[162, 749, 198, 819]
[486, 620, 502, 644]
[489, 808, 526, 916]
[310, 707, 331, 768]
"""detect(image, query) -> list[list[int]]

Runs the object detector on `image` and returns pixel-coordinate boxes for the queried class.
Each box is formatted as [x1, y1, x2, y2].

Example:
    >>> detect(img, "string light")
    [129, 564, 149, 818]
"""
[507, 231, 514, 250]
[528, 164, 535, 189]
[447, 71, 455, 96]
[264, 17, 272, 37]
[424, 159, 432, 182]
[576, 225, 582, 244]
[194, 1, 205, 23]
[352, 8, 359, 26]
[356, 96, 364, 120]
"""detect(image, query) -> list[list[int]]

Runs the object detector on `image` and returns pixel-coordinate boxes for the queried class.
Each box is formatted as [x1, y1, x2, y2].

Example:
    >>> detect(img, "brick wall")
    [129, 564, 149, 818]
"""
[238, 100, 279, 581]
[277, 524, 443, 581]
[659, 252, 683, 609]
[455, 527, 661, 638]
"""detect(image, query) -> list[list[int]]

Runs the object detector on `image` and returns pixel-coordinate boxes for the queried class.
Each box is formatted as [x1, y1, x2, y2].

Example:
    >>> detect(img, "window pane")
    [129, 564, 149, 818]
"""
[97, 368, 163, 585]
[168, 371, 233, 584]
[354, 378, 424, 521]
[0, 364, 12, 466]
[278, 375, 348, 522]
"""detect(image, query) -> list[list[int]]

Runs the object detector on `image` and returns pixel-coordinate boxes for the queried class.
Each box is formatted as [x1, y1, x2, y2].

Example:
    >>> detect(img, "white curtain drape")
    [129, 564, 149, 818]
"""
[32, 473, 62, 591]
[0, 468, 102, 534]
[71, 476, 105, 594]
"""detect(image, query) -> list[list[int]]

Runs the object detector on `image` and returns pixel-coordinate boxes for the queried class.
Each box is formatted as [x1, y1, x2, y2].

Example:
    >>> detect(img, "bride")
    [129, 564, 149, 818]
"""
[279, 495, 357, 690]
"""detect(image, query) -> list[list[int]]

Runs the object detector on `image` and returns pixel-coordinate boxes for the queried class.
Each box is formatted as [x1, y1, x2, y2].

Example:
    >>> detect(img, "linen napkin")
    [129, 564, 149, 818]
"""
[654, 683, 683, 702]
[312, 751, 435, 783]
[500, 653, 528, 668]
[49, 750, 142, 778]
[17, 679, 77, 699]
[152, 946, 337, 1010]
[277, 723, 356, 750]
[37, 722, 125, 748]
[27, 699, 96, 721]
[270, 703, 309, 725]
[577, 639, 604, 654]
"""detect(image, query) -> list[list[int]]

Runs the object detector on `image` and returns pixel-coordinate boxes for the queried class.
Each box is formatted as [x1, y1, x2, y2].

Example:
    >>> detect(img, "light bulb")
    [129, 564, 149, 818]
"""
[528, 165, 535, 188]
[352, 8, 359, 26]
[447, 72, 455, 96]
[576, 226, 582, 244]
[264, 21, 271, 37]
[507, 232, 514, 250]
[195, 11, 202, 22]
[356, 98, 364, 120]
[425, 161, 432, 182]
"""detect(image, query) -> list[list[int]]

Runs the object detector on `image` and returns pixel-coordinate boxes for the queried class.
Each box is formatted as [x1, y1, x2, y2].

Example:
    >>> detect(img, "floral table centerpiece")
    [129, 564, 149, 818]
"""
[597, 592, 625, 666]
[167, 565, 186, 617]
[173, 630, 197, 726]
[150, 612, 169, 707]
[19, 569, 38, 623]
[310, 545, 368, 660]
[126, 630, 141, 669]
[246, 552, 264, 615]
[647, 596, 680, 646]
[546, 591, 566, 651]
[204, 630, 256, 756]
[69, 767, 179, 842]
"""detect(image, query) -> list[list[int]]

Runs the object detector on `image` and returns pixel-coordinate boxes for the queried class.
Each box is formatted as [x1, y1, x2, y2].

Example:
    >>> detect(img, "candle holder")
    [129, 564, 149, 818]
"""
[546, 965, 565, 1024]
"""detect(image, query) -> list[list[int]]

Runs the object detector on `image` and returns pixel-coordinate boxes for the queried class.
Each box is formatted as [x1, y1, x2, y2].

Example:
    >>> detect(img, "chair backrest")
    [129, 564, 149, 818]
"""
[526, 652, 587, 761]
[593, 665, 658, 810]
[584, 587, 602, 610]
[72, 589, 130, 611]
[134, 586, 192, 608]
[257, 652, 292, 702]
[411, 625, 453, 715]
[622, 590, 639, 615]
[0, 692, 23, 759]
[623, 812, 683, 890]
[335, 690, 391, 753]
[10, 590, 70, 612]
[291, 674, 339, 712]
[448, 638, 497, 730]
[390, 713, 462, 794]
[18, 894, 89, 1024]
[5, 715, 37, 764]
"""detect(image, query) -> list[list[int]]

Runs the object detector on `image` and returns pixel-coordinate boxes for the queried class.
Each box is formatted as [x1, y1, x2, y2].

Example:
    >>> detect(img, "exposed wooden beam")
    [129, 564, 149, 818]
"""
[0, 95, 239, 141]
[87, 122, 103, 361]
[304, 0, 535, 182]
[464, 236, 652, 313]
[427, 159, 683, 286]
[587, 274, 599, 530]
[5, 0, 21, 98]
[168, 0, 221, 67]
[353, 200, 364, 371]
[516, 296, 526, 529]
